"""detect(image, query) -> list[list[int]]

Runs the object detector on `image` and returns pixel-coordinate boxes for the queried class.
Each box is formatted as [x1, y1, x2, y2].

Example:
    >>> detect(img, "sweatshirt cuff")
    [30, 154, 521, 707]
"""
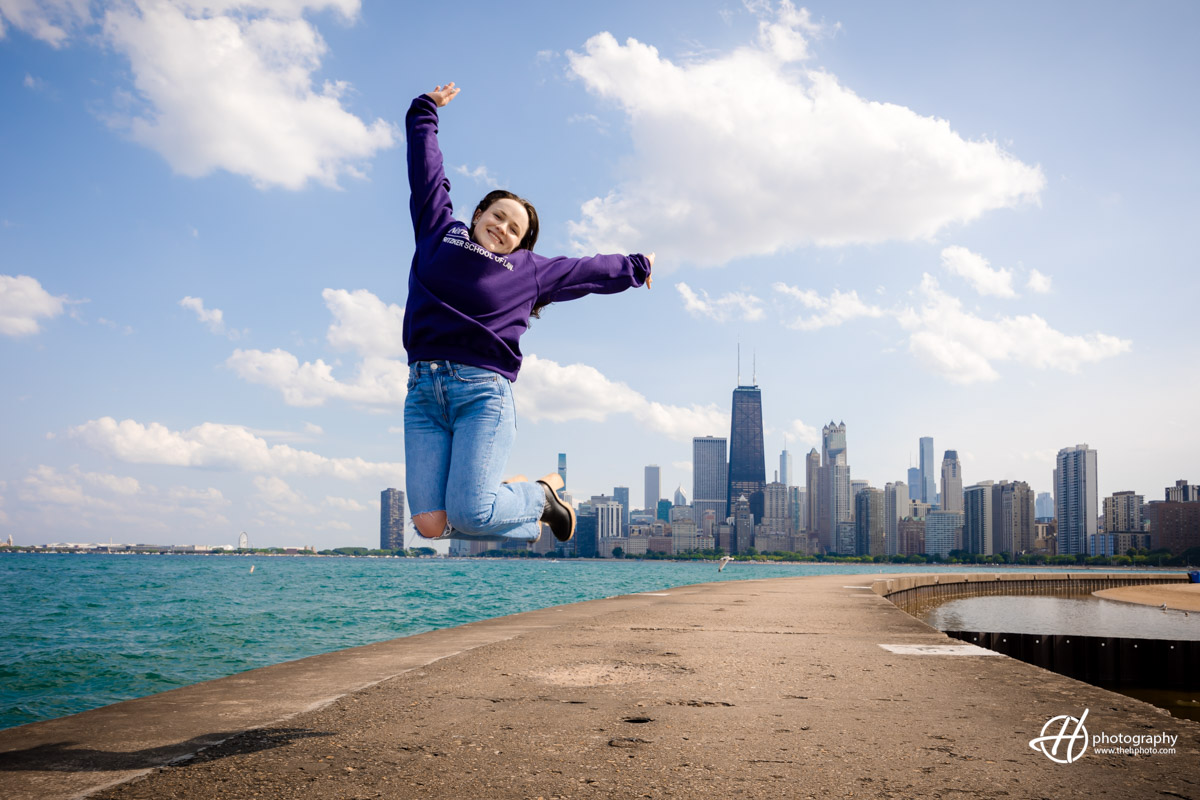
[631, 253, 652, 286]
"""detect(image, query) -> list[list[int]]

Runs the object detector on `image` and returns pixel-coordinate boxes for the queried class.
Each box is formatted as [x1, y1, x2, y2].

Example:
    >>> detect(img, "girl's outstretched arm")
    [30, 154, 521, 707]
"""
[532, 249, 654, 305]
[407, 85, 459, 242]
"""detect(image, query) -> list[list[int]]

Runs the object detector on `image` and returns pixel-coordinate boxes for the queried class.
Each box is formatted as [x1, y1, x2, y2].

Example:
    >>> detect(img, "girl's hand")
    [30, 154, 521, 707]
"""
[426, 82, 460, 107]
[646, 252, 655, 289]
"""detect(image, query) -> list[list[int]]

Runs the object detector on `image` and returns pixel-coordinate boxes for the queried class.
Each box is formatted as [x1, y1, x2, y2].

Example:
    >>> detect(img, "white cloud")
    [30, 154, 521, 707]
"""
[455, 164, 500, 188]
[168, 486, 227, 504]
[773, 282, 885, 330]
[323, 288, 404, 357]
[787, 419, 820, 447]
[303, 422, 324, 436]
[940, 245, 1016, 298]
[69, 417, 404, 482]
[4, 1, 394, 189]
[0, 0, 89, 47]
[519, 355, 728, 441]
[227, 349, 408, 407]
[19, 465, 129, 510]
[254, 476, 315, 515]
[897, 274, 1132, 384]
[565, 3, 1044, 266]
[326, 495, 366, 512]
[179, 295, 243, 338]
[1, 274, 66, 336]
[676, 282, 764, 322]
[1027, 269, 1053, 294]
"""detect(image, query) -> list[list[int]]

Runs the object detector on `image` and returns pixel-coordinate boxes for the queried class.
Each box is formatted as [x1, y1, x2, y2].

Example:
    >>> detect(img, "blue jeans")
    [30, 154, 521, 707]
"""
[404, 360, 544, 541]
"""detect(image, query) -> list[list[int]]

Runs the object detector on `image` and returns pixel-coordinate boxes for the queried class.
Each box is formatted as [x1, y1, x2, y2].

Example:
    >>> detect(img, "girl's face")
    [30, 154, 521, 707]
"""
[472, 198, 529, 255]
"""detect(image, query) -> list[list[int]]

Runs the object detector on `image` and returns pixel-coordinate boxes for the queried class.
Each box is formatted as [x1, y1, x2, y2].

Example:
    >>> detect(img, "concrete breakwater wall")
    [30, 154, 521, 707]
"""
[875, 572, 1195, 689]
[874, 571, 1188, 615]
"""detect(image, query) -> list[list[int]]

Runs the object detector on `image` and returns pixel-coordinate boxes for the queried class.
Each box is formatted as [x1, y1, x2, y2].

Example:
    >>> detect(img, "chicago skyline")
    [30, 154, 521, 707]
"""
[3, 3, 1196, 550]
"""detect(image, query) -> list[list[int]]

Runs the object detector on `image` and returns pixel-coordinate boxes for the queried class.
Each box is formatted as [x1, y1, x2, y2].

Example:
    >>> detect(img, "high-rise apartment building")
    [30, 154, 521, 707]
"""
[732, 494, 754, 554]
[854, 488, 886, 557]
[645, 465, 661, 512]
[851, 479, 870, 499]
[963, 481, 994, 555]
[1104, 491, 1143, 533]
[805, 448, 820, 534]
[613, 486, 630, 534]
[924, 510, 963, 557]
[727, 385, 767, 521]
[693, 436, 728, 530]
[940, 451, 963, 513]
[790, 486, 805, 536]
[919, 437, 936, 505]
[1055, 444, 1098, 555]
[762, 481, 790, 531]
[994, 480, 1035, 554]
[380, 488, 406, 550]
[780, 448, 794, 487]
[884, 481, 908, 556]
[907, 467, 921, 501]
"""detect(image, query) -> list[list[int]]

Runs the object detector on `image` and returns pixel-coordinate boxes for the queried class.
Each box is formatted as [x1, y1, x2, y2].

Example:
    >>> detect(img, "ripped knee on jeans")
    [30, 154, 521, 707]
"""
[413, 510, 450, 539]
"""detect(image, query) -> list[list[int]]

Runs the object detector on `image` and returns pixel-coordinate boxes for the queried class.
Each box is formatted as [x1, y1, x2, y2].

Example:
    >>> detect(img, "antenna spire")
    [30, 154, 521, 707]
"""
[737, 342, 741, 386]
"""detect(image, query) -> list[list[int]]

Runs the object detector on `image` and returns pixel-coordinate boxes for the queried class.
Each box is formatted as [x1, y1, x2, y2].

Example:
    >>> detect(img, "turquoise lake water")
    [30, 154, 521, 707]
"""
[0, 554, 1183, 731]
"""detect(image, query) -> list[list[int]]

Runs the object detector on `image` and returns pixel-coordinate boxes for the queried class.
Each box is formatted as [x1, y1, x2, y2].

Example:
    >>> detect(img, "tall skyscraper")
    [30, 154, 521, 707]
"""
[919, 437, 936, 504]
[613, 486, 630, 535]
[854, 488, 886, 556]
[963, 481, 994, 555]
[645, 464, 661, 511]
[558, 453, 567, 496]
[884, 481, 908, 556]
[817, 422, 850, 553]
[780, 447, 794, 487]
[380, 488, 406, 550]
[804, 448, 820, 534]
[1035, 492, 1054, 519]
[907, 467, 921, 501]
[940, 451, 963, 513]
[994, 480, 1036, 554]
[693, 436, 727, 530]
[727, 384, 766, 521]
[1055, 444, 1098, 555]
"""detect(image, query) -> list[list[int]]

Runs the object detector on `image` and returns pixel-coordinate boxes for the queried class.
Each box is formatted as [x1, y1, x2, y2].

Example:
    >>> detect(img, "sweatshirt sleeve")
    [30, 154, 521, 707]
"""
[532, 251, 652, 305]
[406, 95, 456, 242]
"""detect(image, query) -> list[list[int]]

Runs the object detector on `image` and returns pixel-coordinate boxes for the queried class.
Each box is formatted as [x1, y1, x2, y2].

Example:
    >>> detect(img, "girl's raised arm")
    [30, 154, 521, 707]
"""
[407, 84, 459, 242]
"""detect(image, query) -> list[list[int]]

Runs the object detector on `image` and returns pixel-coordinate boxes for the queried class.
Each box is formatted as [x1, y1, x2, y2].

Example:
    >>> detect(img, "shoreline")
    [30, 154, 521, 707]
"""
[1095, 582, 1200, 612]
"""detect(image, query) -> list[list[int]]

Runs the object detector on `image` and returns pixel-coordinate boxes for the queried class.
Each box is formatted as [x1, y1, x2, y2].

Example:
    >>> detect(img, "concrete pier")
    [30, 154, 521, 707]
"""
[2, 573, 1198, 799]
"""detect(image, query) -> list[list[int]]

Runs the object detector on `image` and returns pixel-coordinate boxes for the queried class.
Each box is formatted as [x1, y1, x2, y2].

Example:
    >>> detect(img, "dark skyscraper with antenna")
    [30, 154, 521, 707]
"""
[727, 382, 766, 522]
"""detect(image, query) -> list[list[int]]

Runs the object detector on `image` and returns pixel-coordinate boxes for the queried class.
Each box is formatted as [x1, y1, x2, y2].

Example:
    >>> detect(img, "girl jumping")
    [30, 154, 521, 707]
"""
[404, 82, 653, 546]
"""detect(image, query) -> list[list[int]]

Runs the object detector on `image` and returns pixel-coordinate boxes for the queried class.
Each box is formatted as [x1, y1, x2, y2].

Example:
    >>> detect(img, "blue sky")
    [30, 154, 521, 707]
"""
[2, 0, 1197, 549]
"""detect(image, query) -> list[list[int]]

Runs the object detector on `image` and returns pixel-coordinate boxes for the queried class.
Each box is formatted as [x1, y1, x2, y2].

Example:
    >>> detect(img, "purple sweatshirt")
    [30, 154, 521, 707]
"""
[402, 94, 650, 382]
